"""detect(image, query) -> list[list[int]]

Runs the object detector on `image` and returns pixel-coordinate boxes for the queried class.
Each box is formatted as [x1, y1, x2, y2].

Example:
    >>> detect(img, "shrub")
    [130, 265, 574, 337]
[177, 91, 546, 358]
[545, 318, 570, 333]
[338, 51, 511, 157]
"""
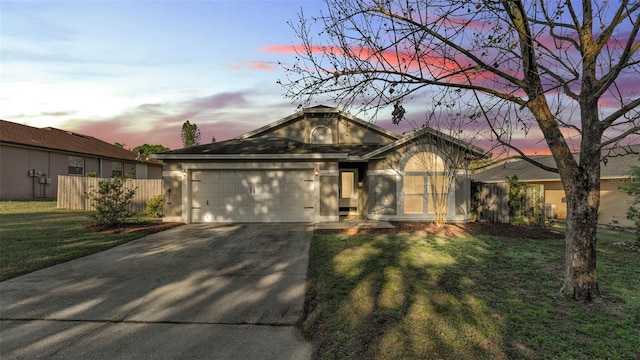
[146, 194, 164, 218]
[86, 177, 137, 228]
[619, 164, 640, 244]
[506, 175, 543, 226]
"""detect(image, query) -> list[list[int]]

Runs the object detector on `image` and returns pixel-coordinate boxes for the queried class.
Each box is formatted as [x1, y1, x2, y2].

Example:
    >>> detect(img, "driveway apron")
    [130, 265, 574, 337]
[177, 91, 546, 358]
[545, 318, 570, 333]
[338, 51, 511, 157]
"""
[0, 223, 314, 359]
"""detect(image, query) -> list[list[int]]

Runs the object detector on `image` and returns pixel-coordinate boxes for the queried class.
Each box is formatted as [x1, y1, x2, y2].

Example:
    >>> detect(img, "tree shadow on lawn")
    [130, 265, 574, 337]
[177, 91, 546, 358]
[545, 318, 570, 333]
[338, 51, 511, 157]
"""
[304, 226, 639, 360]
[304, 231, 512, 360]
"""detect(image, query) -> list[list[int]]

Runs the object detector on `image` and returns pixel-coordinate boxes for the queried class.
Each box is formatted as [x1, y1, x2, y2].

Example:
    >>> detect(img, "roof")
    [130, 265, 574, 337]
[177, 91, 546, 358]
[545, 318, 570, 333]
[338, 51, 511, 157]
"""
[237, 105, 402, 141]
[0, 120, 160, 165]
[364, 126, 491, 160]
[153, 106, 490, 161]
[154, 137, 385, 160]
[472, 145, 640, 182]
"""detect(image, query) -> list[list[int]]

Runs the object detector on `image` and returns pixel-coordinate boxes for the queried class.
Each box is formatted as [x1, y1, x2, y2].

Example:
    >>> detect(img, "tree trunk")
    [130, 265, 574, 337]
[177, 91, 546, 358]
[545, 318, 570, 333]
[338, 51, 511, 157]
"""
[527, 93, 603, 303]
[560, 179, 602, 302]
[558, 122, 602, 302]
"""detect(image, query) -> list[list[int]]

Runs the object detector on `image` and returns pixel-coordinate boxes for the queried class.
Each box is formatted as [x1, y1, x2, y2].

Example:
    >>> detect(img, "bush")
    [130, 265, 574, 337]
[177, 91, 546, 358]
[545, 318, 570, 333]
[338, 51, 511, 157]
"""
[506, 175, 544, 226]
[146, 194, 164, 218]
[86, 177, 137, 228]
[619, 164, 640, 244]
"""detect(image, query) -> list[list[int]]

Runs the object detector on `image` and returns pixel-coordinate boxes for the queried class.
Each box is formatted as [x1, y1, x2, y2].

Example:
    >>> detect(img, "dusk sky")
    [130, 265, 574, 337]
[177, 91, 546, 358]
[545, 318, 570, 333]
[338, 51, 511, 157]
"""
[2, 0, 335, 150]
[1, 1, 638, 154]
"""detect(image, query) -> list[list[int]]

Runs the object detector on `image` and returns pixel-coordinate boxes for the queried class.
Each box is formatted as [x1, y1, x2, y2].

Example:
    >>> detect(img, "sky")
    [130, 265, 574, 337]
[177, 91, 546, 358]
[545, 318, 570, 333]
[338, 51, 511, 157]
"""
[1, 0, 638, 154]
[1, 0, 335, 150]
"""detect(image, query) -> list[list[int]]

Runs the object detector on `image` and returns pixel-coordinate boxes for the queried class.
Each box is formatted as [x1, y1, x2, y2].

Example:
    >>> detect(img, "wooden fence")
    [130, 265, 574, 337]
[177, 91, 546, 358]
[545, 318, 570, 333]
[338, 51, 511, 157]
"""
[475, 183, 510, 223]
[473, 182, 545, 224]
[57, 175, 162, 213]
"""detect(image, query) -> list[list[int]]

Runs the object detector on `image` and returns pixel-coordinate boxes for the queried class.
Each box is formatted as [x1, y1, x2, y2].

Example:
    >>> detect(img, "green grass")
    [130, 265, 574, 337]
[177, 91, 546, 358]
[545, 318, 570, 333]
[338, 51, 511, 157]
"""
[0, 200, 160, 281]
[304, 227, 639, 359]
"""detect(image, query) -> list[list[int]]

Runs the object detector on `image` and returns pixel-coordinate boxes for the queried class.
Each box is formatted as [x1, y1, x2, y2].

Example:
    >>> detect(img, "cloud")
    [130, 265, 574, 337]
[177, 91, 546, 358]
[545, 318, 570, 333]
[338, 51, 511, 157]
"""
[60, 90, 297, 150]
[227, 60, 278, 72]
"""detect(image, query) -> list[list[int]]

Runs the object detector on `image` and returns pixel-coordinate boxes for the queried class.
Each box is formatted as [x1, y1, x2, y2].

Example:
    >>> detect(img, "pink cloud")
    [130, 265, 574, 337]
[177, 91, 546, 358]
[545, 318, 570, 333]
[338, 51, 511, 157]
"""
[251, 62, 277, 71]
[227, 60, 278, 72]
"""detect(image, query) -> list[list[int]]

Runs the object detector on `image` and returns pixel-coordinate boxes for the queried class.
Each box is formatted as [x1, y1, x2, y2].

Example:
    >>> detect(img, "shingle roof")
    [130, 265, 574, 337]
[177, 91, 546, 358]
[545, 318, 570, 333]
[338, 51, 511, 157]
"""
[157, 137, 384, 158]
[0, 120, 160, 165]
[472, 145, 640, 182]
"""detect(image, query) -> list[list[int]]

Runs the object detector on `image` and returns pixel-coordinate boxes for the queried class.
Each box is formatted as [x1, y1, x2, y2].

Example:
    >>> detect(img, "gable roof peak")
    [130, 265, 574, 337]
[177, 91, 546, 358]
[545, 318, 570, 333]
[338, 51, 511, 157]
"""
[236, 105, 401, 140]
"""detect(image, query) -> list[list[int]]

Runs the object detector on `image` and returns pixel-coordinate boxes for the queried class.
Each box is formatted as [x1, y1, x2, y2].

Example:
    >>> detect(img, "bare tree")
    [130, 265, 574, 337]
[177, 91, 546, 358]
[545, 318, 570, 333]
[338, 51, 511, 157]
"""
[403, 92, 487, 227]
[280, 0, 640, 302]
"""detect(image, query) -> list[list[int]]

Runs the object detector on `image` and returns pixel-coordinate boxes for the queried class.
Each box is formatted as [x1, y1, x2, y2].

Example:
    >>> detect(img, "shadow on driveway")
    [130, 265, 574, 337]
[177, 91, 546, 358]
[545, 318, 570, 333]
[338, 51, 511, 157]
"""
[0, 223, 313, 359]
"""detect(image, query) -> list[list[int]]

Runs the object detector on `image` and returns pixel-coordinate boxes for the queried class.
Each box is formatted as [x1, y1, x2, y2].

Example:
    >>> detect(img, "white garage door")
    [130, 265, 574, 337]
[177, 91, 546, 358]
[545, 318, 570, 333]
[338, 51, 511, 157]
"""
[190, 170, 317, 222]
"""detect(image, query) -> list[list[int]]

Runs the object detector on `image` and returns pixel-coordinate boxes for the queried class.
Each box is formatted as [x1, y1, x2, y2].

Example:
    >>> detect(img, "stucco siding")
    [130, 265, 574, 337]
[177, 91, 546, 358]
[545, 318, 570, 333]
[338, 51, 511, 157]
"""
[455, 175, 470, 216]
[319, 175, 338, 217]
[368, 174, 397, 215]
[262, 115, 395, 145]
[600, 180, 635, 227]
[528, 180, 634, 227]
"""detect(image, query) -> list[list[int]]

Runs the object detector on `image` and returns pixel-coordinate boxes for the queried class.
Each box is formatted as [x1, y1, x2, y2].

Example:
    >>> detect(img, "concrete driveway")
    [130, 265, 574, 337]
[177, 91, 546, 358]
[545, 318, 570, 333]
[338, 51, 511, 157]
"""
[0, 223, 314, 359]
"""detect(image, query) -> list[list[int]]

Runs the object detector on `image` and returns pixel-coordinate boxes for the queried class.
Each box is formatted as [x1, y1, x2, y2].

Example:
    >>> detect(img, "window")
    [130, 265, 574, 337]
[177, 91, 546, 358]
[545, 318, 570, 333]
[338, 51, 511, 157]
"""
[403, 175, 425, 213]
[68, 156, 84, 175]
[112, 162, 123, 177]
[403, 152, 447, 215]
[341, 171, 354, 198]
[310, 126, 332, 144]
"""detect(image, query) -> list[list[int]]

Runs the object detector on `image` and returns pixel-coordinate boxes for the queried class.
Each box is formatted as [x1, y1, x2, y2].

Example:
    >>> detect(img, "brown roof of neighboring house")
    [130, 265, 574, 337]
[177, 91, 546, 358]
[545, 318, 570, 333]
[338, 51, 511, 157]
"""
[472, 145, 640, 182]
[0, 120, 160, 165]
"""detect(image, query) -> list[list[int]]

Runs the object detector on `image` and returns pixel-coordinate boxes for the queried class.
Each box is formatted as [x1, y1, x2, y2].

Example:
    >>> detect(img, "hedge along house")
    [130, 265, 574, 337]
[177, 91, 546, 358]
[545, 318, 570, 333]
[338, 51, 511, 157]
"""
[152, 106, 490, 223]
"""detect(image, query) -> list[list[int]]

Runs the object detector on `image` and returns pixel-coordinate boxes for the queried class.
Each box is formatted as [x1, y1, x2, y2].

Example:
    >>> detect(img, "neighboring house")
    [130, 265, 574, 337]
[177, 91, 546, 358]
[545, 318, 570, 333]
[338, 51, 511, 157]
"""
[0, 120, 163, 200]
[472, 145, 640, 227]
[152, 105, 489, 223]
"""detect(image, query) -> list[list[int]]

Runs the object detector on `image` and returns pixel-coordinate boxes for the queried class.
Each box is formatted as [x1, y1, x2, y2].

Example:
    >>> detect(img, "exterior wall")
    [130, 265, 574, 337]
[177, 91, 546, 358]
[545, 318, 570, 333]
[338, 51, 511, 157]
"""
[262, 115, 396, 145]
[525, 180, 634, 228]
[162, 172, 184, 221]
[367, 172, 398, 216]
[367, 143, 474, 222]
[455, 175, 470, 216]
[148, 165, 163, 179]
[600, 179, 634, 227]
[319, 175, 338, 217]
[85, 158, 100, 176]
[1, 146, 58, 199]
[0, 144, 162, 200]
[530, 181, 566, 220]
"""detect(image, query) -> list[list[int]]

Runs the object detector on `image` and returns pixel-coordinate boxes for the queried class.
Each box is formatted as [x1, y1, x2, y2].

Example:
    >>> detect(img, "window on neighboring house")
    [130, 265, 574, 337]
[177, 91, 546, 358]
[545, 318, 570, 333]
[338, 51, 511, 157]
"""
[112, 162, 124, 177]
[68, 156, 84, 175]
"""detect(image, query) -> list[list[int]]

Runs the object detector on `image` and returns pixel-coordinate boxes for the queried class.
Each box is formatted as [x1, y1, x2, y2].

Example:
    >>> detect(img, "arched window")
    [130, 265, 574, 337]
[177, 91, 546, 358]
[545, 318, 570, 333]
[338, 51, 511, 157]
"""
[404, 152, 445, 172]
[310, 126, 332, 144]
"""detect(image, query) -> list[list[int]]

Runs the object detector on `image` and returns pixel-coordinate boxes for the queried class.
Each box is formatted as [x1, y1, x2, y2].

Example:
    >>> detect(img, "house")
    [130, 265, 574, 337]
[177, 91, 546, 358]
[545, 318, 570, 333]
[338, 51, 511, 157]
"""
[472, 145, 640, 227]
[152, 106, 490, 223]
[0, 120, 163, 200]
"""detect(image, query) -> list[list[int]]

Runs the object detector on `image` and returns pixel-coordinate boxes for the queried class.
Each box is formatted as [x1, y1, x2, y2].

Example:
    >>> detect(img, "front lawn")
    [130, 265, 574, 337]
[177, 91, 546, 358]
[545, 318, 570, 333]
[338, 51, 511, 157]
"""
[304, 224, 639, 359]
[0, 201, 180, 281]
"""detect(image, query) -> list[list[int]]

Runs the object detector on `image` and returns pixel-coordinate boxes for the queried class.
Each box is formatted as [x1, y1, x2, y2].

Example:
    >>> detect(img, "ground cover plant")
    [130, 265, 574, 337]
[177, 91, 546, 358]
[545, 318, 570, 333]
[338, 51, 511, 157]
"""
[0, 201, 181, 281]
[305, 223, 639, 359]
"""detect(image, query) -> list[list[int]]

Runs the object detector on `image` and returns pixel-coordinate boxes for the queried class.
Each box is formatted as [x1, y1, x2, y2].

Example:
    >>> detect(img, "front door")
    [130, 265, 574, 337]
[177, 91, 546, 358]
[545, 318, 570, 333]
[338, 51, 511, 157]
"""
[339, 169, 358, 214]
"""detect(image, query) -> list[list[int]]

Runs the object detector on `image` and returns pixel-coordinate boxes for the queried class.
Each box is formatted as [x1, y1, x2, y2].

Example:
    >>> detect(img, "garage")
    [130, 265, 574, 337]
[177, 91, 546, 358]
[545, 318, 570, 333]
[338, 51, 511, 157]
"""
[190, 169, 317, 222]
